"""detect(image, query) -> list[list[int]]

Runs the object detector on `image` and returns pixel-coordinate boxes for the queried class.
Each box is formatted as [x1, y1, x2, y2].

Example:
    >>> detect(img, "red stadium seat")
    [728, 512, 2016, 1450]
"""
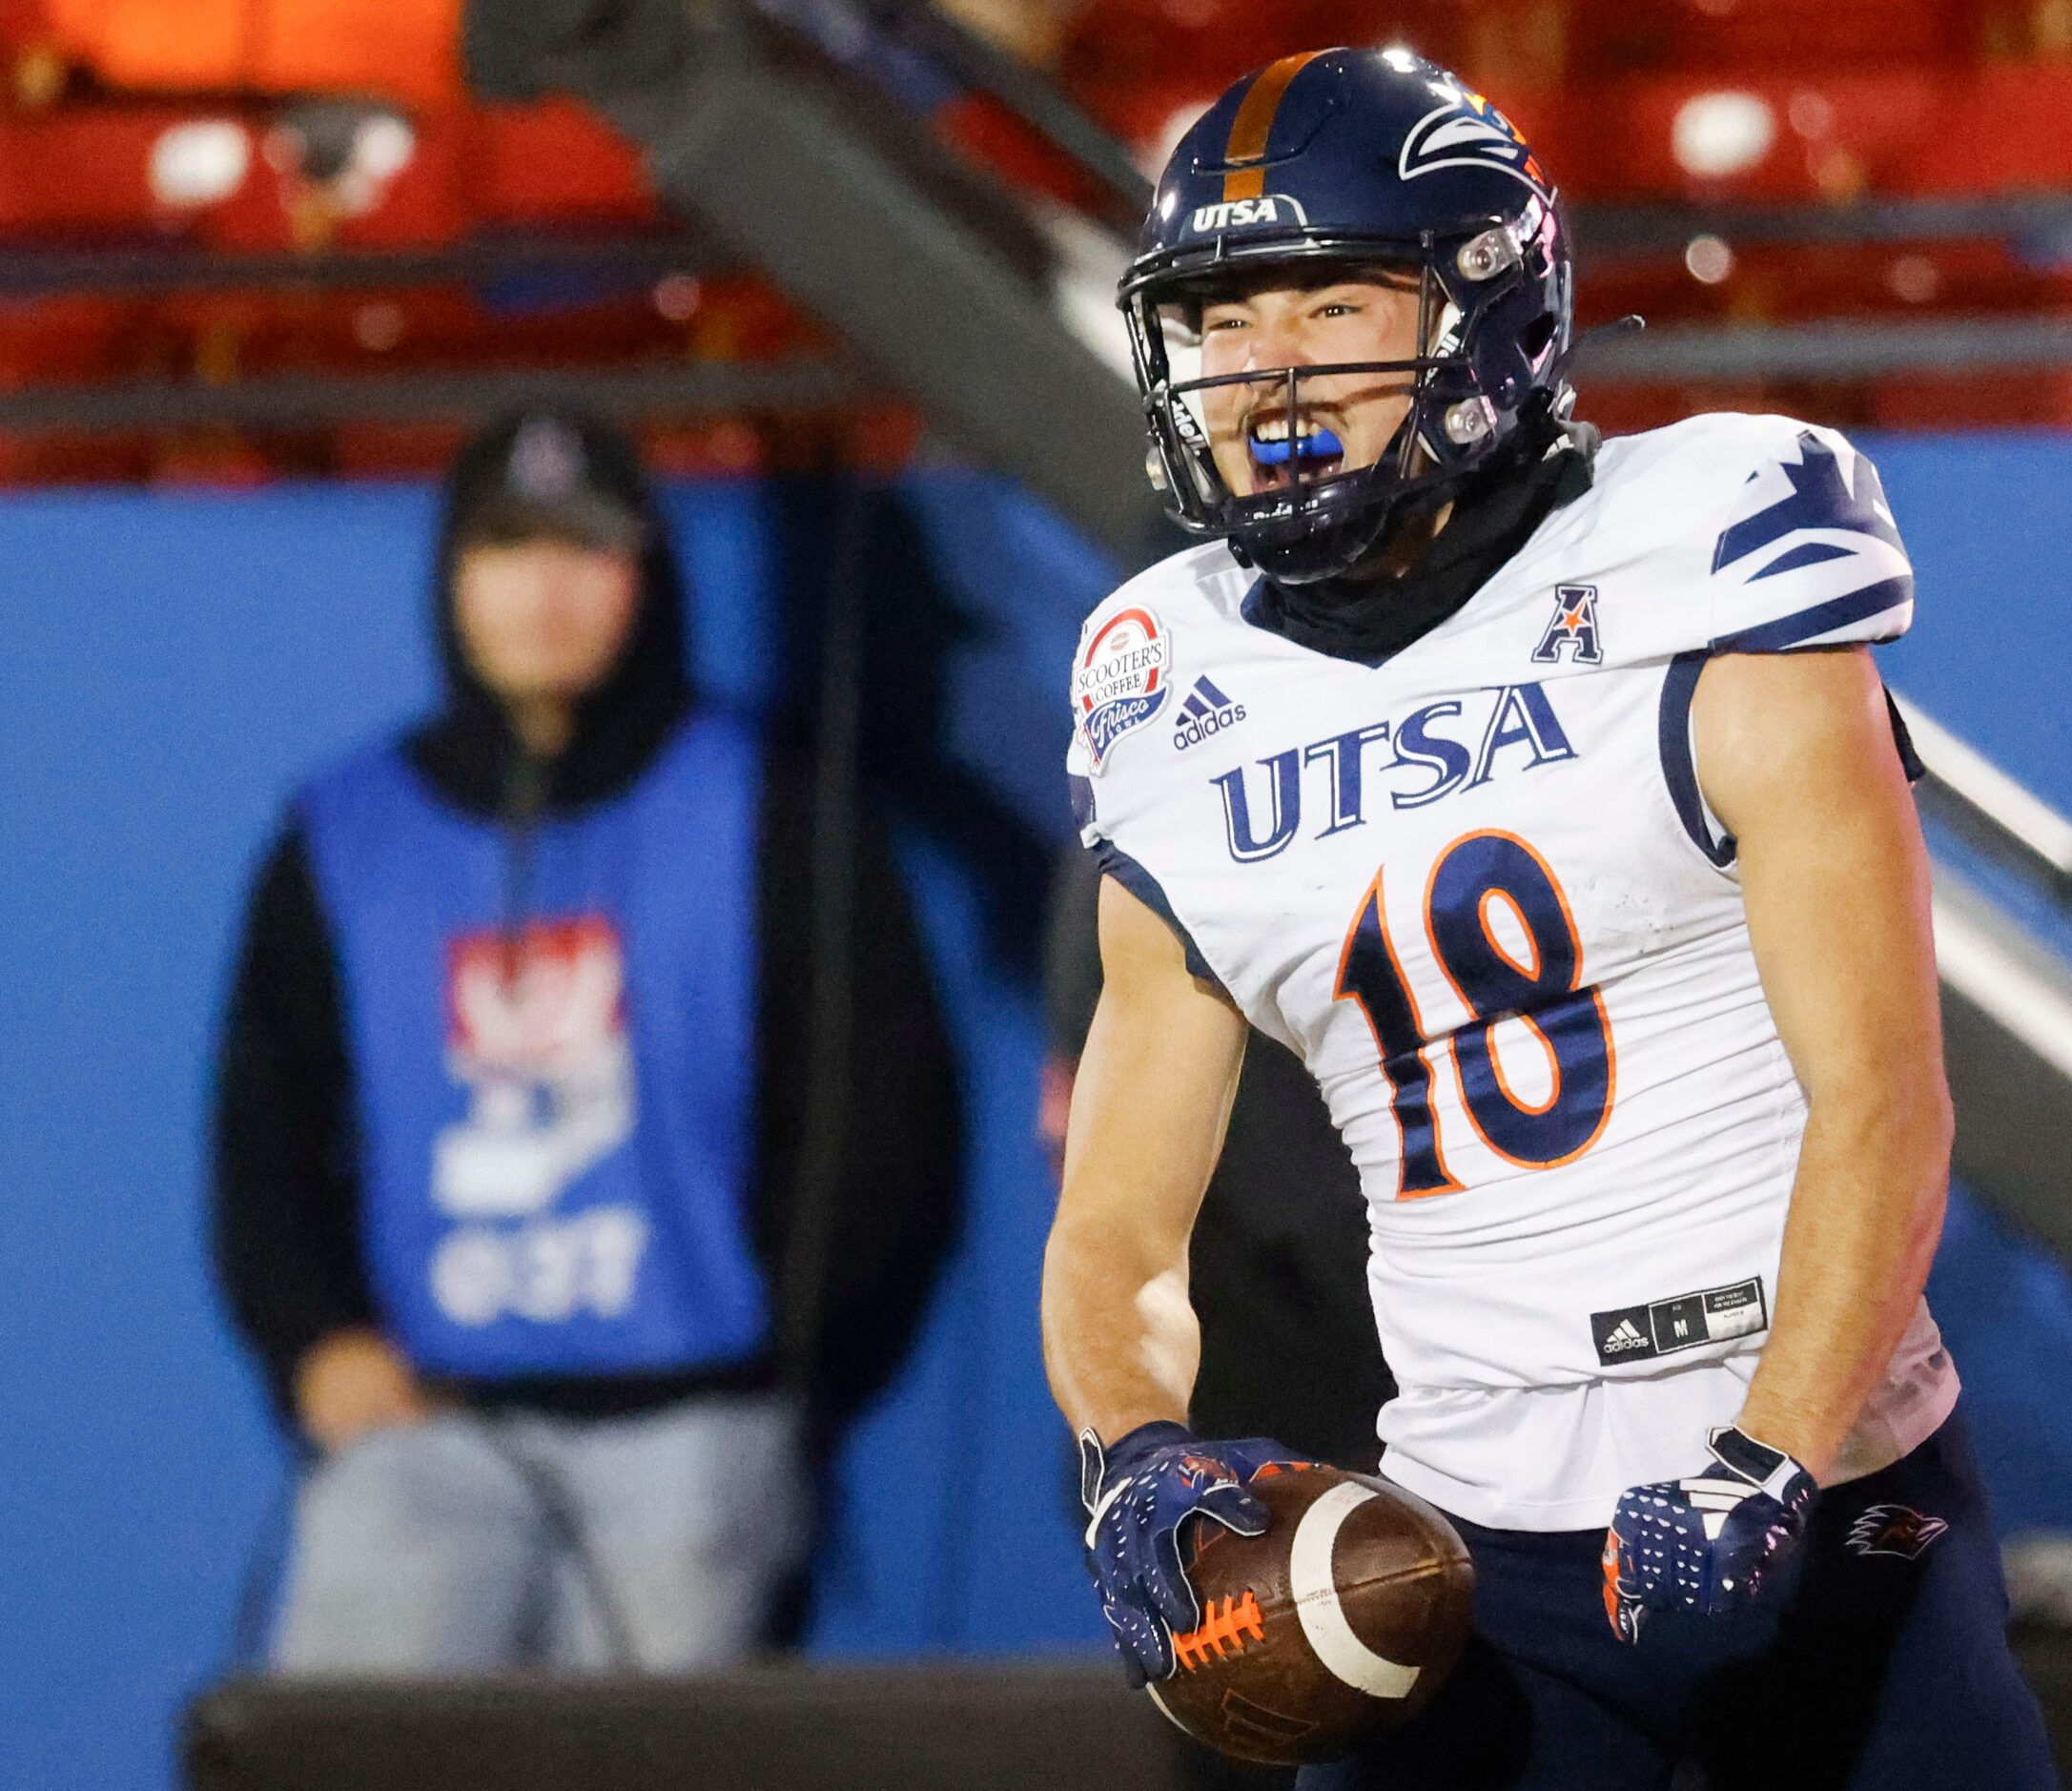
[0, 111, 188, 235]
[474, 101, 656, 229]
[0, 0, 53, 51]
[1566, 0, 1978, 77]
[1904, 63, 2072, 193]
[1059, 0, 1440, 151]
[1573, 70, 1942, 201]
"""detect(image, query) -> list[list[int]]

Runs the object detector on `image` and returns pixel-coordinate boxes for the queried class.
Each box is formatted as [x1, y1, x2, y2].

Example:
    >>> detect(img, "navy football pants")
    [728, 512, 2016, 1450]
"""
[1298, 1409, 2057, 1790]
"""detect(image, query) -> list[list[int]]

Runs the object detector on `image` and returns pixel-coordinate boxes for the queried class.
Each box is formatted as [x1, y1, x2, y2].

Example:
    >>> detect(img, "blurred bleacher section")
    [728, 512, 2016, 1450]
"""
[0, 0, 2068, 487]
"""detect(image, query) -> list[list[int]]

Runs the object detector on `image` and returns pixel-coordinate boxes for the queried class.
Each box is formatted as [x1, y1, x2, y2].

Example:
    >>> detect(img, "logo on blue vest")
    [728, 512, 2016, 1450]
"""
[1531, 585, 1602, 666]
[1075, 605, 1171, 771]
[432, 916, 647, 1328]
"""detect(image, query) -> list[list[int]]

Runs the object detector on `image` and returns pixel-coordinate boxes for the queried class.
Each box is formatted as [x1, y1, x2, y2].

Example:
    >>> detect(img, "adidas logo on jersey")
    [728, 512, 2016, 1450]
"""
[1590, 1278, 1768, 1367]
[1601, 1318, 1651, 1354]
[1173, 675, 1245, 751]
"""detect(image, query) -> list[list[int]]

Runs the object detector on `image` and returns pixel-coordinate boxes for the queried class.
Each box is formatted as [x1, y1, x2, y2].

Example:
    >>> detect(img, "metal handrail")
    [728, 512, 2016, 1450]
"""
[846, 0, 1153, 220]
[0, 357, 865, 431]
[1574, 192, 2072, 259]
[1895, 691, 2072, 911]
[1572, 315, 2072, 381]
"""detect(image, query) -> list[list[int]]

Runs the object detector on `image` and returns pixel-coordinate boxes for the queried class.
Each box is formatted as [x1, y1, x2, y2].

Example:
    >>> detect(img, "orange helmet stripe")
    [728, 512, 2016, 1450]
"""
[1221, 49, 1331, 201]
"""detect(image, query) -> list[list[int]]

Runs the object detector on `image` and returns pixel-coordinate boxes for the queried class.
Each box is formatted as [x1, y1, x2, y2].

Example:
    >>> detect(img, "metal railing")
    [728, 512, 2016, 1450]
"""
[1890, 692, 2072, 1259]
[1897, 694, 2072, 906]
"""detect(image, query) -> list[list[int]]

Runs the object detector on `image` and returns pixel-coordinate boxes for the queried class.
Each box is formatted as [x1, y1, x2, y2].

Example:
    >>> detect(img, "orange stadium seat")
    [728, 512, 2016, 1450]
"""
[39, 0, 462, 105]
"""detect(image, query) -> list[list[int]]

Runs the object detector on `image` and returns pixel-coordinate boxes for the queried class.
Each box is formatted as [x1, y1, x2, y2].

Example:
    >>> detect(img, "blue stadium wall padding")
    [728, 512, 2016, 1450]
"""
[0, 431, 2068, 1791]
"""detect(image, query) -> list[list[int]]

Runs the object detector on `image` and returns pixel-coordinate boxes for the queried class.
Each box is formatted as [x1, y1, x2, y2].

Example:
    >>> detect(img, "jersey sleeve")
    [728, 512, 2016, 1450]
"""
[1704, 420, 1914, 653]
[1061, 594, 1227, 991]
[1069, 617, 1118, 850]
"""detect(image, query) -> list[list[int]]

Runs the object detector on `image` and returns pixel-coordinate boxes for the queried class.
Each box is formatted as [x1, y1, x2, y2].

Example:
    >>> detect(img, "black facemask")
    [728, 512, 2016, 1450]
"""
[1243, 414, 1597, 668]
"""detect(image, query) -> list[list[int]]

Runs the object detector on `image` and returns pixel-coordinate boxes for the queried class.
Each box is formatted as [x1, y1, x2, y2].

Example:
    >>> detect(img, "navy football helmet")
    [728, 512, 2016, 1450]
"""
[1120, 47, 1575, 583]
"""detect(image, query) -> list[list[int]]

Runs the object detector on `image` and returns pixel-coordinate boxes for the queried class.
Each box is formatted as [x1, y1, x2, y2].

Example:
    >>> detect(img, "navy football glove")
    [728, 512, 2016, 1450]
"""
[1603, 1424, 1817, 1643]
[1077, 1422, 1310, 1686]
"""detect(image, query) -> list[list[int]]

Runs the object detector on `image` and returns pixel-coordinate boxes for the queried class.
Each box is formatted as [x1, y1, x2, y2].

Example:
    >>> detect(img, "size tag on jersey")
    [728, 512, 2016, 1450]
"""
[1590, 1277, 1768, 1366]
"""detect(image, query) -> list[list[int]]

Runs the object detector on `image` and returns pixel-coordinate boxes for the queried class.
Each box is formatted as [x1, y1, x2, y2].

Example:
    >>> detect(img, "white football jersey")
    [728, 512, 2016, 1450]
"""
[1067, 412, 1959, 1531]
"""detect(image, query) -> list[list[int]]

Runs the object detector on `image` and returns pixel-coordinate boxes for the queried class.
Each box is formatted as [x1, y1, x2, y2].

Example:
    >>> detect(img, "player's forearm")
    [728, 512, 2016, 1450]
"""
[1041, 1209, 1199, 1442]
[1736, 1081, 1951, 1482]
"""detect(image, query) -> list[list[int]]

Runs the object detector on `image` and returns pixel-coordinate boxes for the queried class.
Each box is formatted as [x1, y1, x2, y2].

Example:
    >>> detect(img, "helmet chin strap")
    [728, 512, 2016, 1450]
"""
[1254, 388, 1566, 589]
[1247, 477, 1445, 587]
[1247, 414, 1592, 668]
[1246, 403, 1441, 586]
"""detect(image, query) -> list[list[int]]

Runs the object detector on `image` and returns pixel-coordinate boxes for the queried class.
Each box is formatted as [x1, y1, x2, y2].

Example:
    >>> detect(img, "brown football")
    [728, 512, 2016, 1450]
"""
[1144, 1465, 1475, 1766]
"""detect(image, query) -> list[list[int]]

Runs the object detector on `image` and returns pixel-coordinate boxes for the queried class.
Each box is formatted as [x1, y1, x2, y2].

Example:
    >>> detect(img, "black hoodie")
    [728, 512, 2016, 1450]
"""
[211, 412, 962, 1437]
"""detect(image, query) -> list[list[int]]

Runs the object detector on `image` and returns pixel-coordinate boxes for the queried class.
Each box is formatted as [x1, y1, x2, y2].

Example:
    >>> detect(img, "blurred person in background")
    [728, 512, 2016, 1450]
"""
[212, 407, 961, 1673]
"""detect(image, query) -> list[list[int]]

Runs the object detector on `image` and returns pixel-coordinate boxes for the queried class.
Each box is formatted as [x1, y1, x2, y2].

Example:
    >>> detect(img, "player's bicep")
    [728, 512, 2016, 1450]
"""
[1057, 875, 1247, 1267]
[1691, 648, 1944, 1111]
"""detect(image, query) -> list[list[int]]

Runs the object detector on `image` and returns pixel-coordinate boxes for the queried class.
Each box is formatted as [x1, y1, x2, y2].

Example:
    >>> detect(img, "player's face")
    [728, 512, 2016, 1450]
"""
[453, 537, 641, 705]
[1194, 272, 1426, 500]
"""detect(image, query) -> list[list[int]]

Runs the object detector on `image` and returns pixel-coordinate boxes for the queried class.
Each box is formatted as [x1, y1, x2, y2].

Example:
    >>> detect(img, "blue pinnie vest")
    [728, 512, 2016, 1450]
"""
[299, 713, 769, 1380]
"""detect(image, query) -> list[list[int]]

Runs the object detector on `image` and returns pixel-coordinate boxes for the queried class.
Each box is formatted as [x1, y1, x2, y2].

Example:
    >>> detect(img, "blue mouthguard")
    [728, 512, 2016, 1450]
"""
[1249, 426, 1345, 467]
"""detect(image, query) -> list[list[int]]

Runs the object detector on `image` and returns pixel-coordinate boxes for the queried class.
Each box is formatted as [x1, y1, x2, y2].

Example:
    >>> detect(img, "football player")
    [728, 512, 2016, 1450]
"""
[1042, 46, 2057, 1789]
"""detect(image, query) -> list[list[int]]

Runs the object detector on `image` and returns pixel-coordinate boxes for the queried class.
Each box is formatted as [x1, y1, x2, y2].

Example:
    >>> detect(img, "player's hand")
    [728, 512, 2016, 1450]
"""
[1078, 1422, 1311, 1686]
[297, 1328, 438, 1452]
[1603, 1424, 1816, 1643]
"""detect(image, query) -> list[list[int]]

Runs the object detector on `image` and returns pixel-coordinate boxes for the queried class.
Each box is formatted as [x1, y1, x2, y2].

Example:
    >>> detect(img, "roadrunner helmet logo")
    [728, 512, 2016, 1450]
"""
[1399, 91, 1551, 199]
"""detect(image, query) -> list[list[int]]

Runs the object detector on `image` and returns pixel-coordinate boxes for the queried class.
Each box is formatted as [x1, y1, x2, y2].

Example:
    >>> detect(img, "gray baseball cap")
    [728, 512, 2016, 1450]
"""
[450, 409, 646, 552]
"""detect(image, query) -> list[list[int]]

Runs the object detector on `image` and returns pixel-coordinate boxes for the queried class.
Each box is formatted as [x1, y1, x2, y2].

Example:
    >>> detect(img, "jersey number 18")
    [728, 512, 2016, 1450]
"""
[1334, 830, 1616, 1199]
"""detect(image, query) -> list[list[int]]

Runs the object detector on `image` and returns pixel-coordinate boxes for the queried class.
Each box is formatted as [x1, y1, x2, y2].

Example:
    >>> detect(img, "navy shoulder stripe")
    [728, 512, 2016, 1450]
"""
[1711, 575, 1913, 654]
[1751, 540, 1854, 580]
[1093, 841, 1226, 994]
[1069, 772, 1096, 834]
[1658, 651, 1735, 868]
